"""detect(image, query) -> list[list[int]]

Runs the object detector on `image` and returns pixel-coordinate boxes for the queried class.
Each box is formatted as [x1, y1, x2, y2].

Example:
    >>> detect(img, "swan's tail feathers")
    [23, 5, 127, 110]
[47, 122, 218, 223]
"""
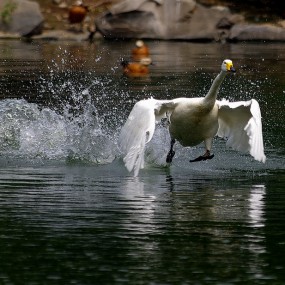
[217, 99, 266, 163]
[119, 99, 157, 176]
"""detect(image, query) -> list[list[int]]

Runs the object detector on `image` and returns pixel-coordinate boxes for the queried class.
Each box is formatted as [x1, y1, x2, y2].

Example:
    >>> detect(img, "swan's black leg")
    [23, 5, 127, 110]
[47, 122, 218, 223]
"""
[190, 150, 214, 162]
[166, 139, 176, 163]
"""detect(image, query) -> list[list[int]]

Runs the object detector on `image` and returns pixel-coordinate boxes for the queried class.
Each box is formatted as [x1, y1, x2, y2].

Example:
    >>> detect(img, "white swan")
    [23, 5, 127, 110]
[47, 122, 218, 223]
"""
[119, 59, 266, 176]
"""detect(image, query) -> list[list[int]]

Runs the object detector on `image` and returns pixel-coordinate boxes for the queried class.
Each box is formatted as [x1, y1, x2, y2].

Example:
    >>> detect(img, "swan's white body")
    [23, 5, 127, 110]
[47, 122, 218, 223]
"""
[119, 60, 266, 176]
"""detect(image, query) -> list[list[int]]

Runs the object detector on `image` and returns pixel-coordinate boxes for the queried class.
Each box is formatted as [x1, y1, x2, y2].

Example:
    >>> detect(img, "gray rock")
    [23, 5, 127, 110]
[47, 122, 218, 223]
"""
[229, 24, 285, 41]
[95, 0, 235, 41]
[0, 0, 44, 37]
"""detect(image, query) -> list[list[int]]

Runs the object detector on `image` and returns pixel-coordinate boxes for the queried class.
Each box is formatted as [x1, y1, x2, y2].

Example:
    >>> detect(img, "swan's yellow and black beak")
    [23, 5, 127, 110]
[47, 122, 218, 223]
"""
[227, 61, 236, 73]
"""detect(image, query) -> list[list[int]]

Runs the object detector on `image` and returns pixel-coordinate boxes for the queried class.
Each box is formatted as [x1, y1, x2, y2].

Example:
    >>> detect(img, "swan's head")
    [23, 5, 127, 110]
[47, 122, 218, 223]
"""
[221, 59, 236, 73]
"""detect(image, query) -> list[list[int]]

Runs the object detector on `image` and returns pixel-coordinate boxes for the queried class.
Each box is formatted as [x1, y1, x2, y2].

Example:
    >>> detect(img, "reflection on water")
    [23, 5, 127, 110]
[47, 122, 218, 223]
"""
[0, 40, 284, 284]
[1, 166, 281, 284]
[249, 185, 266, 228]
[0, 163, 284, 284]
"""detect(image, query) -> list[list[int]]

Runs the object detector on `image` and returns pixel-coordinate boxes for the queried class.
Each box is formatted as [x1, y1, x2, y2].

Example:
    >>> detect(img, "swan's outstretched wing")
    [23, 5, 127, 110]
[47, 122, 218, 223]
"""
[119, 98, 175, 176]
[217, 99, 266, 162]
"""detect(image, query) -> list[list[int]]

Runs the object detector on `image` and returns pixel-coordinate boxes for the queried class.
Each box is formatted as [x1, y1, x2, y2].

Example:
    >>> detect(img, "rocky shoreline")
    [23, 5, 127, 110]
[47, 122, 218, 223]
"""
[1, 0, 285, 42]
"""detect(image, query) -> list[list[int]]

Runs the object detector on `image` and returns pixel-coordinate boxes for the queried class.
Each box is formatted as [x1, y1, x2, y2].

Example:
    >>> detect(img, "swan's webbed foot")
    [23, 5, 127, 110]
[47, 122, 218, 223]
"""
[190, 151, 214, 163]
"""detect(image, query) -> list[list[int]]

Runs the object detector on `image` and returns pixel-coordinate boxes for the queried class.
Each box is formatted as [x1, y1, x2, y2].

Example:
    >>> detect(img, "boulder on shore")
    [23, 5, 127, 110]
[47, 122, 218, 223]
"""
[0, 0, 44, 37]
[95, 0, 285, 42]
[229, 23, 285, 41]
[95, 0, 242, 41]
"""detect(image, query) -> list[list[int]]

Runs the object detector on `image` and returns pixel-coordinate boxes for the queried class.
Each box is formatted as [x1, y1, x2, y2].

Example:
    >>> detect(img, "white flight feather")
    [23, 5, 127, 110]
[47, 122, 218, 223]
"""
[217, 99, 266, 163]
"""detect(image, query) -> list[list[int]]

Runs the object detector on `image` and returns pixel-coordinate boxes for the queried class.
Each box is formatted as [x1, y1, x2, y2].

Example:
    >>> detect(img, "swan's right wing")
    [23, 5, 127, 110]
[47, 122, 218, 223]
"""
[119, 98, 175, 176]
[217, 99, 266, 163]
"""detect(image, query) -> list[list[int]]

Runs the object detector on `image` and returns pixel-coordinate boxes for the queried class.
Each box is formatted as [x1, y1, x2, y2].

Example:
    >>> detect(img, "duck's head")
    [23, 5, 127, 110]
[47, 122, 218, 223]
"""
[221, 59, 236, 73]
[135, 40, 144, 48]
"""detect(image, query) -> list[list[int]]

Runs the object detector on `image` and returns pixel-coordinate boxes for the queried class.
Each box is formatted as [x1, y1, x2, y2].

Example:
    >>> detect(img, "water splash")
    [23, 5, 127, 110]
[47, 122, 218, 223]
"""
[0, 98, 116, 164]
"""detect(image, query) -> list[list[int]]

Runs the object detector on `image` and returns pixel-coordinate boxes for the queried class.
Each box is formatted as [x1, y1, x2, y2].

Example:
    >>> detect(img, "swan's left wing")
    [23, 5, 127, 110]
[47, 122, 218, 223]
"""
[119, 98, 175, 176]
[217, 99, 266, 163]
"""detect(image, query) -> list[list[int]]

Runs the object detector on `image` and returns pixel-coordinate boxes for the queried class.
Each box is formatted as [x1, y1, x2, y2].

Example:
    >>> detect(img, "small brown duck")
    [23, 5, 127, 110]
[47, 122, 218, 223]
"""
[132, 40, 150, 59]
[68, 1, 89, 26]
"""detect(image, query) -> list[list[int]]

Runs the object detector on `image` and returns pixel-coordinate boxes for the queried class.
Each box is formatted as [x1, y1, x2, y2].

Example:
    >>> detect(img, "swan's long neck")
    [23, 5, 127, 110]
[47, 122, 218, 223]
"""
[203, 70, 227, 109]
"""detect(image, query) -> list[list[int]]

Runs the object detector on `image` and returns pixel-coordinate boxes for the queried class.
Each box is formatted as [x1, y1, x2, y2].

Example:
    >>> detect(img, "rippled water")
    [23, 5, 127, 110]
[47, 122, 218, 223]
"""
[0, 39, 284, 284]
